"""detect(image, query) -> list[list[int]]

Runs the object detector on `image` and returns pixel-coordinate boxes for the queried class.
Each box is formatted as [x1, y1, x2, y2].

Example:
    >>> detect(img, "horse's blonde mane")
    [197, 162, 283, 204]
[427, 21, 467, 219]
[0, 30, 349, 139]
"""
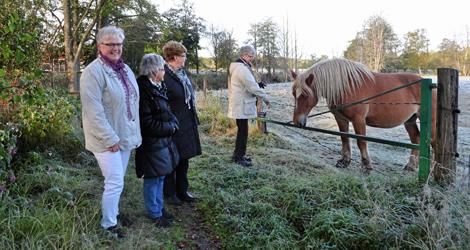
[293, 58, 375, 104]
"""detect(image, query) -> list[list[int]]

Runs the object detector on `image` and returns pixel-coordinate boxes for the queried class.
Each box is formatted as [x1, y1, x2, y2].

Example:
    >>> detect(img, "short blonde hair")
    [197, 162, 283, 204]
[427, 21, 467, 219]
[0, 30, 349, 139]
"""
[162, 41, 187, 61]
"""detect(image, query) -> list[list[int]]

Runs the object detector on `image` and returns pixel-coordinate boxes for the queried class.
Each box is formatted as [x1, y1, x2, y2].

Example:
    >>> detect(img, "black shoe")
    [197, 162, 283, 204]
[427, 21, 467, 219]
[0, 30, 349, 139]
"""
[232, 155, 252, 166]
[162, 208, 174, 221]
[154, 217, 171, 228]
[166, 195, 183, 206]
[242, 156, 252, 162]
[105, 225, 127, 239]
[186, 191, 195, 199]
[178, 192, 196, 203]
[235, 158, 252, 167]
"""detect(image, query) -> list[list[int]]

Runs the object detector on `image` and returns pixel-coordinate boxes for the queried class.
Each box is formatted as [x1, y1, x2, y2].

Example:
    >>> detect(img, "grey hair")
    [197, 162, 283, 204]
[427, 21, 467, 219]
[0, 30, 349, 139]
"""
[139, 53, 165, 77]
[239, 45, 255, 57]
[96, 26, 125, 44]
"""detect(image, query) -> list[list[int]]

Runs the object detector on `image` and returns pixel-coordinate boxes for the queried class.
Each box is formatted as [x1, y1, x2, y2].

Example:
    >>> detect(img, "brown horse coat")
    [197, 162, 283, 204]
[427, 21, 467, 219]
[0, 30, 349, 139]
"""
[292, 59, 436, 170]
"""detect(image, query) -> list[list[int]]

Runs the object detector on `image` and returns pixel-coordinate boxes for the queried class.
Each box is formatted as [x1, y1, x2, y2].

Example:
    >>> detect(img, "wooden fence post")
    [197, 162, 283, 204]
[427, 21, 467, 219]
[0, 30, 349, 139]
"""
[203, 77, 207, 99]
[434, 68, 459, 184]
[257, 98, 267, 133]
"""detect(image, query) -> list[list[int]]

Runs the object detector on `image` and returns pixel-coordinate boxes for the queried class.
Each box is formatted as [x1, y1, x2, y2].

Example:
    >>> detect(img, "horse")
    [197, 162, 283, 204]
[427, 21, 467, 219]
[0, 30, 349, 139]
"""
[291, 58, 436, 171]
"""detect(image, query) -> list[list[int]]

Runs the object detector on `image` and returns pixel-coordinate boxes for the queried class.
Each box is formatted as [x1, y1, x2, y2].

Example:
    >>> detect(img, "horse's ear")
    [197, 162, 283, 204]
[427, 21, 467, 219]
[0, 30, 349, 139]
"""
[290, 70, 297, 80]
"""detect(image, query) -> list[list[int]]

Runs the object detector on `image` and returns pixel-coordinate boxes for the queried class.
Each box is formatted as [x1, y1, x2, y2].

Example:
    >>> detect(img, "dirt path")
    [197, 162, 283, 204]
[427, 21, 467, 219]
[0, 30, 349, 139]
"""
[169, 202, 221, 249]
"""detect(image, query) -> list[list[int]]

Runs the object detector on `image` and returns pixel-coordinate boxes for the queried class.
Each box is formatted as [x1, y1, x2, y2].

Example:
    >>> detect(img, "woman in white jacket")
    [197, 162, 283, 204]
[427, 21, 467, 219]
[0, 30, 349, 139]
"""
[80, 26, 141, 238]
[227, 45, 270, 167]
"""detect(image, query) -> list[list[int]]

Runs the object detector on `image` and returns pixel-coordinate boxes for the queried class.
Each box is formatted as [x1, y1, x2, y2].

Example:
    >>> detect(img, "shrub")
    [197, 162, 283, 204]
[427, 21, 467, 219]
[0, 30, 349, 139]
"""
[0, 122, 20, 194]
[13, 85, 78, 147]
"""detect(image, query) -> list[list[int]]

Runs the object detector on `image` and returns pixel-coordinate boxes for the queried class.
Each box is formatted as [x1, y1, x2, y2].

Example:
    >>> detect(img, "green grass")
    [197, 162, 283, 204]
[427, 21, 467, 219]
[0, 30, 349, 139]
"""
[1, 92, 469, 249]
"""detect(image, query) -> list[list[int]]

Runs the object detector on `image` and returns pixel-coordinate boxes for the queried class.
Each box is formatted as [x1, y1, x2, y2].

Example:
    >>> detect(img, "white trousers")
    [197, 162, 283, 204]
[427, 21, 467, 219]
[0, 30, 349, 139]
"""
[93, 150, 131, 229]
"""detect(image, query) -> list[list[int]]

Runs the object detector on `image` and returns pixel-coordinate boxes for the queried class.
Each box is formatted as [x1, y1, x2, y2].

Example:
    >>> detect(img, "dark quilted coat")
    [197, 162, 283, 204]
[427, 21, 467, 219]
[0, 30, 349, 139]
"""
[135, 75, 180, 178]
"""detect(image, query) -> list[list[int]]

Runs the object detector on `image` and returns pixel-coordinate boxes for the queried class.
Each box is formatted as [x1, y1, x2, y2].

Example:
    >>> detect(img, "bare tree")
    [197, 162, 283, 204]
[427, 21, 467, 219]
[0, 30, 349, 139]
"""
[344, 15, 399, 71]
[208, 26, 237, 72]
[247, 18, 280, 81]
[462, 25, 470, 76]
[293, 29, 299, 73]
[280, 16, 290, 81]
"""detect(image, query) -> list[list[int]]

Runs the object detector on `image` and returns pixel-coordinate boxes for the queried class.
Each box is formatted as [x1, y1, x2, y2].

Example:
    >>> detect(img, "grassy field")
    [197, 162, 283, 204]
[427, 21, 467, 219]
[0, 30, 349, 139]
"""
[1, 93, 469, 249]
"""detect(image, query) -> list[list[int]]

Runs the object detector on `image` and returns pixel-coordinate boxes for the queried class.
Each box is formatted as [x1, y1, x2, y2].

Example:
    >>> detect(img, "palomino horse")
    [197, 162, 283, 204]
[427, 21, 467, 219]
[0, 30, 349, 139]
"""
[291, 58, 436, 170]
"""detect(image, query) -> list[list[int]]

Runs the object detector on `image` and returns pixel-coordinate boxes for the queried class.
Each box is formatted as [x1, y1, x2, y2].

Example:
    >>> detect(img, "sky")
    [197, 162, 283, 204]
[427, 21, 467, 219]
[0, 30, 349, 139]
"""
[155, 0, 470, 58]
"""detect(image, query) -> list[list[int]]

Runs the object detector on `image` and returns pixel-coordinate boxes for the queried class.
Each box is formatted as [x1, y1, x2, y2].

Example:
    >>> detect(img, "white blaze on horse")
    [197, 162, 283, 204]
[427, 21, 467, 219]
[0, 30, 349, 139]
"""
[291, 58, 436, 171]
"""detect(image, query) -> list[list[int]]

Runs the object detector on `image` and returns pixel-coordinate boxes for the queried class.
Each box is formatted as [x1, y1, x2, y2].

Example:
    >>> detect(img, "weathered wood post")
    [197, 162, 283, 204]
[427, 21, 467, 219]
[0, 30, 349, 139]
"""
[257, 98, 267, 133]
[434, 68, 459, 184]
[418, 78, 433, 182]
[203, 77, 207, 99]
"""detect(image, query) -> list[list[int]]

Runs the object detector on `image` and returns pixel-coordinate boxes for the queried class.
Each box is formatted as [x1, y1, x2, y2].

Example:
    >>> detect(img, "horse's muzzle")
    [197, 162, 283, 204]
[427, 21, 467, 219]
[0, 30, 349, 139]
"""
[295, 115, 307, 127]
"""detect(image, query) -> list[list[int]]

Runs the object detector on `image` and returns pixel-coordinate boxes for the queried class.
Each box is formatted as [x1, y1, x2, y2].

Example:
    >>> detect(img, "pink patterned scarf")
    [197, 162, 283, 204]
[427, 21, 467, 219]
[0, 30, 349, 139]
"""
[99, 52, 137, 120]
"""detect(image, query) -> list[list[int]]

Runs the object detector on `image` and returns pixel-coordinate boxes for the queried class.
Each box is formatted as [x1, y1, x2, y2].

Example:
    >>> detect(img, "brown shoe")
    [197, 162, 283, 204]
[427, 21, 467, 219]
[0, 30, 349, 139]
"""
[117, 214, 133, 227]
[154, 217, 171, 228]
[105, 225, 127, 239]
[162, 208, 174, 221]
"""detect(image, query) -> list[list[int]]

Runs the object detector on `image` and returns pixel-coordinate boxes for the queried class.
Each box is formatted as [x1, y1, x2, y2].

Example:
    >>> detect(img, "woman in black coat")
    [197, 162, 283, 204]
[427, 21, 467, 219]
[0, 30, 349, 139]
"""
[135, 54, 179, 227]
[162, 41, 202, 204]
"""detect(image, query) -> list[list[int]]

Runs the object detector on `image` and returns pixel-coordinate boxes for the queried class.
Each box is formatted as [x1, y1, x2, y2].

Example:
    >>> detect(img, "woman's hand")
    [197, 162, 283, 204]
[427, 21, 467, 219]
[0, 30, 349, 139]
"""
[108, 143, 120, 152]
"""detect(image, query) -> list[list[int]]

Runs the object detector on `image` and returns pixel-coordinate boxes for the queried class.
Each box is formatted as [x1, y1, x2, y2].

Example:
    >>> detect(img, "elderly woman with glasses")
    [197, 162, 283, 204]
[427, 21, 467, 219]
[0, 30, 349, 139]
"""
[80, 26, 141, 238]
[135, 53, 180, 228]
[227, 45, 270, 167]
[162, 41, 201, 205]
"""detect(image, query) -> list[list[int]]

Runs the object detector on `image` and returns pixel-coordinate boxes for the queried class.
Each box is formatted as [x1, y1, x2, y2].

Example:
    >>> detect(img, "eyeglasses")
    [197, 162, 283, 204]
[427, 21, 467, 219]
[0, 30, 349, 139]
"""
[157, 68, 165, 72]
[177, 54, 187, 58]
[101, 43, 123, 48]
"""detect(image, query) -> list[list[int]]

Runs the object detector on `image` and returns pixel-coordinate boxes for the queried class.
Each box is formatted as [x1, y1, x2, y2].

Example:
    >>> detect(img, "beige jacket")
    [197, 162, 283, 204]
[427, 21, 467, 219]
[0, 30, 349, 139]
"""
[80, 58, 142, 153]
[227, 61, 269, 119]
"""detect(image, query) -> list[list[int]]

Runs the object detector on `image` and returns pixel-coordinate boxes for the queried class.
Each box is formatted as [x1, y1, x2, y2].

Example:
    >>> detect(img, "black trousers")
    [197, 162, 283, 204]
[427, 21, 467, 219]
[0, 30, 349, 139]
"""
[164, 158, 189, 197]
[233, 119, 248, 159]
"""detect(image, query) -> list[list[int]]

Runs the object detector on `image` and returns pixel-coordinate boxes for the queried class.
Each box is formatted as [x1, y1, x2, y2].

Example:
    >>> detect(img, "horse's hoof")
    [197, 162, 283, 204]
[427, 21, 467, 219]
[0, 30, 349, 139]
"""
[335, 160, 349, 168]
[361, 167, 372, 174]
[403, 164, 417, 171]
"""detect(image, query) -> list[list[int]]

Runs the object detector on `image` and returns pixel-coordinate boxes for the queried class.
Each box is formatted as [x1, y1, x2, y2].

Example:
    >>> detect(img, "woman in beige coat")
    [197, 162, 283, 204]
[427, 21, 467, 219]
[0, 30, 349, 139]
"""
[227, 45, 270, 167]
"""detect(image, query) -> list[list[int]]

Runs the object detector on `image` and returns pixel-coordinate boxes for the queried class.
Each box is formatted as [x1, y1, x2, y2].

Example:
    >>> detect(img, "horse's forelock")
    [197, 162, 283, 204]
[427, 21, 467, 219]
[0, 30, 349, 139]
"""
[293, 76, 314, 98]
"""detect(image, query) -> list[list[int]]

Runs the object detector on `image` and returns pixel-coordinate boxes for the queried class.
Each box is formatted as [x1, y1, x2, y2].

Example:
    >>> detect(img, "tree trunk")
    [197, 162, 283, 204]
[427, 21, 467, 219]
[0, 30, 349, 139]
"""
[62, 0, 106, 94]
[63, 0, 78, 93]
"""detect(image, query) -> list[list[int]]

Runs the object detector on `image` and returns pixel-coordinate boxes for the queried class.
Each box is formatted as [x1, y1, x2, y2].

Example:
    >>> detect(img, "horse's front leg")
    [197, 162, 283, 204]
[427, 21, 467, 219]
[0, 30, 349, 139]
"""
[351, 119, 372, 170]
[334, 114, 351, 168]
[404, 117, 420, 171]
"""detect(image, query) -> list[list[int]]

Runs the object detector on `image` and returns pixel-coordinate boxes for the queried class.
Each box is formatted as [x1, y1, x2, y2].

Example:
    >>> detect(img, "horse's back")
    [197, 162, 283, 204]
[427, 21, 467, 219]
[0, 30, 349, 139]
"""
[350, 72, 422, 128]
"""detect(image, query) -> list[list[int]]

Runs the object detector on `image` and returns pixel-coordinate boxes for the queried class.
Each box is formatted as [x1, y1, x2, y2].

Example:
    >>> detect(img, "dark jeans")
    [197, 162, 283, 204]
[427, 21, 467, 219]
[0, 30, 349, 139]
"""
[233, 119, 248, 160]
[164, 159, 189, 197]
